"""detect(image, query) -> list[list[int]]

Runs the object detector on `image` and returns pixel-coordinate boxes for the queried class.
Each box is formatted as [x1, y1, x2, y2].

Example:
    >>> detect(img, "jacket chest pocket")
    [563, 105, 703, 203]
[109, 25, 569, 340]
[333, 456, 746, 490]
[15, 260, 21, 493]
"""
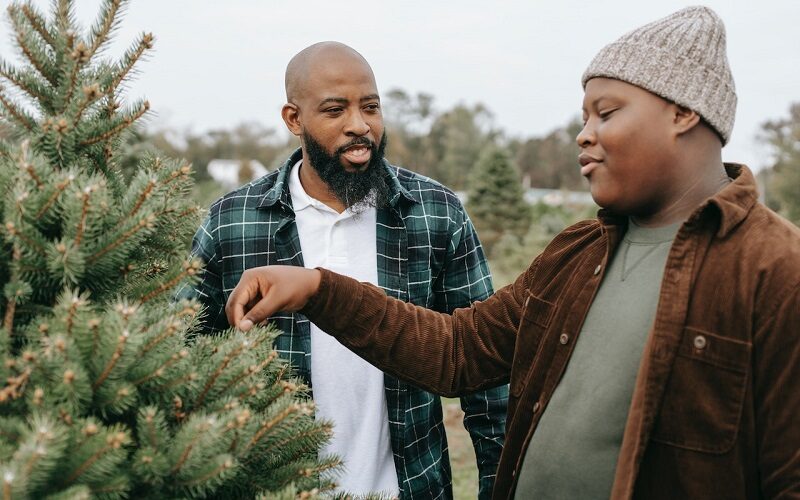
[651, 327, 751, 454]
[510, 292, 555, 397]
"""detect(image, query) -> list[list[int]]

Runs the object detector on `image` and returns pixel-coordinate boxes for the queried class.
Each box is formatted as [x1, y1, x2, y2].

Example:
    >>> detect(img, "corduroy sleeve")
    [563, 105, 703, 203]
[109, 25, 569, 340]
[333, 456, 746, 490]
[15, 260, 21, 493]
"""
[302, 262, 534, 398]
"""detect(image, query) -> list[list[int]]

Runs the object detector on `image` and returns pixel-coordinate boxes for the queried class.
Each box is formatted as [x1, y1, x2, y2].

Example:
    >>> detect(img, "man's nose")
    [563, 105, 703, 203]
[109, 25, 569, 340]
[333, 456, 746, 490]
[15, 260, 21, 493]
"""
[344, 110, 370, 137]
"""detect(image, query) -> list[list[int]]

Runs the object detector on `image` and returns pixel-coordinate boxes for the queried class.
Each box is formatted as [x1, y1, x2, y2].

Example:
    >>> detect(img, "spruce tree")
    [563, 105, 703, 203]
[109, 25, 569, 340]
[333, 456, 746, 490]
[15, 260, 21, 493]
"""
[0, 1, 337, 498]
[466, 146, 532, 255]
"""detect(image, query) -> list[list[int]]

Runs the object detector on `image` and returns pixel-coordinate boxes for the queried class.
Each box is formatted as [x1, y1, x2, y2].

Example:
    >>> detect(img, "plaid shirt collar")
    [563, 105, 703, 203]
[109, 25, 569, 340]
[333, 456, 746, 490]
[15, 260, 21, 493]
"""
[256, 148, 419, 211]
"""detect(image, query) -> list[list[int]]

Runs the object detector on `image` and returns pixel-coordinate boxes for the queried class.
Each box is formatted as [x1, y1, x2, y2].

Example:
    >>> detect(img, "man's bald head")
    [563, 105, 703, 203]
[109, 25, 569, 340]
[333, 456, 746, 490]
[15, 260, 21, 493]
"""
[285, 41, 375, 103]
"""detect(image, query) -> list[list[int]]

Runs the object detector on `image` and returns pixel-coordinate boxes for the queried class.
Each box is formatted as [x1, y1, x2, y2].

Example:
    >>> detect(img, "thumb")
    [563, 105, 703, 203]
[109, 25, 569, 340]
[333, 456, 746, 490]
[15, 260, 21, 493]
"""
[239, 287, 280, 332]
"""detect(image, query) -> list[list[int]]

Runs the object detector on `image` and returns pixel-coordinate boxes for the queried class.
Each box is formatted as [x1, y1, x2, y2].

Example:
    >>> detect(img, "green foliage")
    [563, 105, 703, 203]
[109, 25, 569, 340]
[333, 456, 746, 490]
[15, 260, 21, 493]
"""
[509, 118, 585, 190]
[760, 103, 800, 226]
[0, 1, 336, 498]
[489, 203, 596, 287]
[466, 146, 532, 255]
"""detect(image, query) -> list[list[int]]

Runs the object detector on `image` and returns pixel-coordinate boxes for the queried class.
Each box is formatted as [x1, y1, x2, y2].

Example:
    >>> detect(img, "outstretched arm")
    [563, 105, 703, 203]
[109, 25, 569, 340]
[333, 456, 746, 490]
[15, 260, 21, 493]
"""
[226, 264, 530, 397]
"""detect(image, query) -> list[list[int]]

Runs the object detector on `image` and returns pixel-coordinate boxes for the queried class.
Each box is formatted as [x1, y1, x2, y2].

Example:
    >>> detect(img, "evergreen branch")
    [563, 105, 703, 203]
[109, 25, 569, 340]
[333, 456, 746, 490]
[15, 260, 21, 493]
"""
[139, 260, 201, 304]
[242, 404, 307, 455]
[56, 0, 73, 34]
[87, 216, 151, 264]
[88, 0, 124, 58]
[35, 176, 73, 219]
[0, 88, 36, 132]
[0, 368, 31, 403]
[79, 101, 148, 145]
[163, 164, 192, 187]
[156, 370, 197, 391]
[12, 25, 56, 87]
[64, 295, 81, 337]
[89, 318, 101, 357]
[175, 457, 234, 487]
[106, 32, 154, 94]
[62, 60, 80, 108]
[0, 141, 11, 161]
[91, 332, 128, 390]
[2, 248, 21, 337]
[194, 336, 268, 409]
[20, 4, 56, 48]
[130, 179, 155, 217]
[137, 319, 181, 358]
[131, 349, 187, 386]
[90, 481, 128, 495]
[170, 431, 202, 474]
[218, 351, 277, 397]
[73, 188, 93, 246]
[24, 163, 44, 188]
[243, 422, 332, 466]
[64, 433, 126, 484]
[0, 62, 47, 102]
[4, 222, 45, 254]
[3, 298, 16, 337]
[72, 84, 103, 128]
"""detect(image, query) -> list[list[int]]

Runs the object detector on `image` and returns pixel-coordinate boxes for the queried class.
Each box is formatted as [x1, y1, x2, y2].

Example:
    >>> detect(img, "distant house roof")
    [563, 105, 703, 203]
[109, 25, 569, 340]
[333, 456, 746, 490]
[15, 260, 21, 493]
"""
[206, 159, 269, 188]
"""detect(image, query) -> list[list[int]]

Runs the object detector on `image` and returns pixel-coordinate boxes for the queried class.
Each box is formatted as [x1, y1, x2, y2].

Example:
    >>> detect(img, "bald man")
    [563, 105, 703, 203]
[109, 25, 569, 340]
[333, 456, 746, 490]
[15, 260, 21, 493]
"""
[184, 42, 508, 498]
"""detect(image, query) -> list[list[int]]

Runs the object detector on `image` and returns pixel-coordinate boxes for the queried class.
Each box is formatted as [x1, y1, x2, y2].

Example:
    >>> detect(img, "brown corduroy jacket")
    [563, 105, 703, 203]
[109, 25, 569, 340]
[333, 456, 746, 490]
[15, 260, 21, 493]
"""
[303, 164, 800, 499]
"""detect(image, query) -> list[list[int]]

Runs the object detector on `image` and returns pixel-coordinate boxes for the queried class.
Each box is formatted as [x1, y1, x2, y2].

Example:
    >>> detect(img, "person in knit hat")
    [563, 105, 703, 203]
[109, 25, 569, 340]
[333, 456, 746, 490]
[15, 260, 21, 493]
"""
[225, 6, 800, 499]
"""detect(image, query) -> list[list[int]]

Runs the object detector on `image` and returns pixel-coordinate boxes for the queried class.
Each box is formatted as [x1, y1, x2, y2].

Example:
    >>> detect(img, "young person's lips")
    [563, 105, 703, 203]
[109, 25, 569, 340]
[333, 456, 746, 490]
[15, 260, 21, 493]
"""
[341, 144, 372, 165]
[578, 153, 603, 177]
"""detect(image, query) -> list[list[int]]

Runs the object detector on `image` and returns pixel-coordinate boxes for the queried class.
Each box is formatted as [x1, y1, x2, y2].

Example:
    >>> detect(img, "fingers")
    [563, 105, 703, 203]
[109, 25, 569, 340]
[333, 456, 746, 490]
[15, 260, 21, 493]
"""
[225, 266, 322, 332]
[225, 271, 261, 329]
[240, 287, 280, 332]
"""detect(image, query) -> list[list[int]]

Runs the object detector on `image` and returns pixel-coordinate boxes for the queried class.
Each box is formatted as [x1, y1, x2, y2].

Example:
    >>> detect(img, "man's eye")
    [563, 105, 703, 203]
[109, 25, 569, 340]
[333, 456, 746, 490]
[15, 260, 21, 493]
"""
[365, 104, 380, 112]
[325, 107, 343, 114]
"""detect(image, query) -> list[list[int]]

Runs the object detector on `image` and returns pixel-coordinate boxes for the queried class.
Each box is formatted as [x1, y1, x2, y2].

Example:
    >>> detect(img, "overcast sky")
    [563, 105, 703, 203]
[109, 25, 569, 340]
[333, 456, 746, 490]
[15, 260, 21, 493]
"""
[1, 0, 798, 171]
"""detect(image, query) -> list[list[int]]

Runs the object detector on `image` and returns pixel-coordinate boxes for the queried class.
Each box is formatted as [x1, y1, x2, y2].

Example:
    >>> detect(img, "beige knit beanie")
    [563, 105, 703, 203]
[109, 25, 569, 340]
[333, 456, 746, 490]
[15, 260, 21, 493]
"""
[582, 6, 737, 144]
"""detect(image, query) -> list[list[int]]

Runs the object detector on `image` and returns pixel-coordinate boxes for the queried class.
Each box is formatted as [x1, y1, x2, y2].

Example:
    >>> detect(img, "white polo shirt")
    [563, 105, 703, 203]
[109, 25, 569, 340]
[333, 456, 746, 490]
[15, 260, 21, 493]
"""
[288, 161, 399, 497]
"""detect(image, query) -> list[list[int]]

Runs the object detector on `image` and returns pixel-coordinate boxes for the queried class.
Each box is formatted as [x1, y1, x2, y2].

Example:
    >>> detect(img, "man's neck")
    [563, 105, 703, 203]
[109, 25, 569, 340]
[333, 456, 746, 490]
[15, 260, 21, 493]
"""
[298, 160, 346, 213]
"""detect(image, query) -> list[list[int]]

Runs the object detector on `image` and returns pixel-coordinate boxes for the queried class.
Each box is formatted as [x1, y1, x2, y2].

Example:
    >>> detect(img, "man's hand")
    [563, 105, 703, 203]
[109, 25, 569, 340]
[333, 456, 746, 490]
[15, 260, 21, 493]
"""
[225, 266, 322, 331]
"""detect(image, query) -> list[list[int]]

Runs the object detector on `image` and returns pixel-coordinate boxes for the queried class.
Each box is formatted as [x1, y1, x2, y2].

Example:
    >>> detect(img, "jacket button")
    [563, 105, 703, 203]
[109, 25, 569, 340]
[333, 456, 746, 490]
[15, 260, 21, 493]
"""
[693, 335, 707, 350]
[594, 264, 602, 275]
[559, 333, 569, 345]
[533, 401, 541, 413]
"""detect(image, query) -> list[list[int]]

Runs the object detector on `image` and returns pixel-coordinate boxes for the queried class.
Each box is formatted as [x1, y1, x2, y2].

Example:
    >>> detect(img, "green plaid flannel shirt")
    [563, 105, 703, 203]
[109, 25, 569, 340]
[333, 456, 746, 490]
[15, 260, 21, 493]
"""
[185, 149, 508, 499]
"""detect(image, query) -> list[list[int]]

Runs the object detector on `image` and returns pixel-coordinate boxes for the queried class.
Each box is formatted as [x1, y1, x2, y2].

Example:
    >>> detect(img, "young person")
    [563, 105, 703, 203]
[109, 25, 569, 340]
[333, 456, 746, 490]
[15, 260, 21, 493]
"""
[225, 8, 800, 499]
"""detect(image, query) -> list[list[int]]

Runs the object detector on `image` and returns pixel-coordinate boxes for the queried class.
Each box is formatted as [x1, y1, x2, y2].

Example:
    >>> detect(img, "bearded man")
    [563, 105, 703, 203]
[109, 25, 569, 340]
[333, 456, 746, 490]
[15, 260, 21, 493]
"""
[184, 42, 508, 499]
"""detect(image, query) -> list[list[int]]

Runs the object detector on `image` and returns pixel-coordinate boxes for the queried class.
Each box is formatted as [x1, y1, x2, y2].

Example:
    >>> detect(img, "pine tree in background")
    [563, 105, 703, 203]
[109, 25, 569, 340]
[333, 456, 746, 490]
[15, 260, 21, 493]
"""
[466, 146, 532, 256]
[0, 1, 337, 497]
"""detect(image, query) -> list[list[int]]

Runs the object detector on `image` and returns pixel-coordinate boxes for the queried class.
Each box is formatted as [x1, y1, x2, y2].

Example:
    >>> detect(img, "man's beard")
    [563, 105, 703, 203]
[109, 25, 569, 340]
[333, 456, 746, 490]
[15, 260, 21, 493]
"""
[302, 131, 389, 211]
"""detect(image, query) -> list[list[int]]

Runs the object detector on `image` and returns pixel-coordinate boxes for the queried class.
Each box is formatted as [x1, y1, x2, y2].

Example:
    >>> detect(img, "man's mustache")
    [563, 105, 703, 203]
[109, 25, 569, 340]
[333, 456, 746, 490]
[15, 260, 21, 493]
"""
[335, 137, 375, 156]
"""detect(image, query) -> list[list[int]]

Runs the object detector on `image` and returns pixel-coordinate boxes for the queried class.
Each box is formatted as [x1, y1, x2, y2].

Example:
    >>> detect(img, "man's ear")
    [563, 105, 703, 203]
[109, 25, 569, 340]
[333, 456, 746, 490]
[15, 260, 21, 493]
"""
[281, 103, 302, 136]
[673, 104, 701, 136]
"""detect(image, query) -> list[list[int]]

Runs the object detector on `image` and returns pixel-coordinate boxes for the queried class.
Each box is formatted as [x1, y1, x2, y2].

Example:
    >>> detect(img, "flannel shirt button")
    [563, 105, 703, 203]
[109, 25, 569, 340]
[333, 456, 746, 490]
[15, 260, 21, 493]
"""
[594, 264, 602, 275]
[559, 333, 569, 345]
[693, 335, 707, 350]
